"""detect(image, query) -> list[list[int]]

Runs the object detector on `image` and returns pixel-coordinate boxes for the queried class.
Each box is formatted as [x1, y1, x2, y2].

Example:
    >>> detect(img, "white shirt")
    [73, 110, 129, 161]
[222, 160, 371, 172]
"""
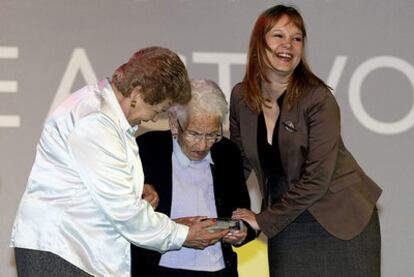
[158, 139, 225, 271]
[10, 79, 188, 277]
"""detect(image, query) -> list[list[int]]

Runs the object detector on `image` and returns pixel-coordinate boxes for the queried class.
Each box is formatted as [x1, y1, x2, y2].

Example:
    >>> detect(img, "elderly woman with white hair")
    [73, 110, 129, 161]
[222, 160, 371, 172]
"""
[131, 80, 256, 277]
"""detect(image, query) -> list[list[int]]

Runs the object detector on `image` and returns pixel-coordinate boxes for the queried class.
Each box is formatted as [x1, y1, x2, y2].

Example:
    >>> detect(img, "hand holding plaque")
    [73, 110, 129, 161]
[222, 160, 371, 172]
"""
[205, 218, 244, 233]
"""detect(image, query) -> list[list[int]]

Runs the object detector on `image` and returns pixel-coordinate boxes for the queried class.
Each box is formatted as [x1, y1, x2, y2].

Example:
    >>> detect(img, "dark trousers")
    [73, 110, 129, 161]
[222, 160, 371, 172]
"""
[14, 248, 93, 277]
[155, 266, 233, 277]
[268, 209, 381, 277]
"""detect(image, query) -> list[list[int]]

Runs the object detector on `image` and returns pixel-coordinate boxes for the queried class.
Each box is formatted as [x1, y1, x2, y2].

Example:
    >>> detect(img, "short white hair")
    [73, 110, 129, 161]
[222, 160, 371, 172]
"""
[170, 80, 228, 125]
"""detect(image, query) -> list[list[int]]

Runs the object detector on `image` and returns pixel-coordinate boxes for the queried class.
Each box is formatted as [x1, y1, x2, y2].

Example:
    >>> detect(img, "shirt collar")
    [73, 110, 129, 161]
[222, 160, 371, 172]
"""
[99, 78, 138, 135]
[172, 137, 213, 168]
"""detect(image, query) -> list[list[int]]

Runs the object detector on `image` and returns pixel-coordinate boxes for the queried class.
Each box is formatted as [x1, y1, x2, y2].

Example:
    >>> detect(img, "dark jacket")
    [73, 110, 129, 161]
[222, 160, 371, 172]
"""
[131, 130, 255, 276]
[230, 82, 382, 240]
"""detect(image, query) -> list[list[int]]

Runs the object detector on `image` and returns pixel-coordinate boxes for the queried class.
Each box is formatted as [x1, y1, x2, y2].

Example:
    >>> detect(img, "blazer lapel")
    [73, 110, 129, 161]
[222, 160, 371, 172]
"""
[278, 93, 300, 181]
[239, 102, 266, 197]
[240, 102, 257, 163]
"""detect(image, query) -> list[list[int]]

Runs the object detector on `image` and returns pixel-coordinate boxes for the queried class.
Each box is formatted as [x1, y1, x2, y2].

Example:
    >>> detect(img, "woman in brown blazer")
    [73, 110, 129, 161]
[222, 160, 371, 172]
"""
[231, 5, 382, 277]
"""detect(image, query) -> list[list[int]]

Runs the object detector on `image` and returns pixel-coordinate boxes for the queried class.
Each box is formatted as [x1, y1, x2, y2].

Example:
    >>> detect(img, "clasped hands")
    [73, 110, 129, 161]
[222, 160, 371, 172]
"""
[176, 216, 248, 249]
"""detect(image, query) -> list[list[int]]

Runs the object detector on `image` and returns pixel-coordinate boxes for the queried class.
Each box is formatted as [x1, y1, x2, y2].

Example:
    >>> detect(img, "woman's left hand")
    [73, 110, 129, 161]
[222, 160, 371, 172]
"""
[232, 208, 260, 231]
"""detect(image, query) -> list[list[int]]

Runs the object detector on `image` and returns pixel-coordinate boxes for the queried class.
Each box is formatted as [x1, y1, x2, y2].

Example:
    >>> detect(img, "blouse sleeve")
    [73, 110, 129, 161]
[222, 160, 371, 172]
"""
[67, 113, 188, 252]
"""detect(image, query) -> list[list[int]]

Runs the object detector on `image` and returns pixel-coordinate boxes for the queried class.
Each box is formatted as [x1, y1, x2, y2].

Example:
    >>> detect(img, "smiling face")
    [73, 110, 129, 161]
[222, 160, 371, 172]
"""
[265, 14, 304, 78]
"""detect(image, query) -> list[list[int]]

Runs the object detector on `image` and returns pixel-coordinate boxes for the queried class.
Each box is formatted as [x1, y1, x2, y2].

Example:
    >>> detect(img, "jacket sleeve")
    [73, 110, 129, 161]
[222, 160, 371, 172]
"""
[136, 132, 157, 185]
[256, 88, 341, 238]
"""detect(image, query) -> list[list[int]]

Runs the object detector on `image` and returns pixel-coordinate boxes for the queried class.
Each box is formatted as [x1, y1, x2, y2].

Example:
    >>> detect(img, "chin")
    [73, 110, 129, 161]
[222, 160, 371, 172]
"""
[190, 153, 207, 161]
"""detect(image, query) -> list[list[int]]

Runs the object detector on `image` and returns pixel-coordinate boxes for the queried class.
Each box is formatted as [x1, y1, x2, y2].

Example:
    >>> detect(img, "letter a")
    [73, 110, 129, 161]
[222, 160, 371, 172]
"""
[47, 48, 98, 117]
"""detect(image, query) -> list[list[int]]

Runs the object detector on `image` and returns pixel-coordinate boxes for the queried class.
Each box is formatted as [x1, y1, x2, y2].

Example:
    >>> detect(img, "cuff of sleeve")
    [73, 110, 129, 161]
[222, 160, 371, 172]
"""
[256, 210, 279, 238]
[171, 223, 189, 250]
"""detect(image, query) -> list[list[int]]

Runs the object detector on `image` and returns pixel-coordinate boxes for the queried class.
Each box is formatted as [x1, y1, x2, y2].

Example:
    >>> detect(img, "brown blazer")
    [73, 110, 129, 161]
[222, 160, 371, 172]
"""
[229, 83, 382, 240]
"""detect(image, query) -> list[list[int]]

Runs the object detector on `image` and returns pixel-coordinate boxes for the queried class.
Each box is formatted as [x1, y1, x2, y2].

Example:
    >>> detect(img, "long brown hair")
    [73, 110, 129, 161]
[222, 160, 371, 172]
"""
[243, 5, 330, 113]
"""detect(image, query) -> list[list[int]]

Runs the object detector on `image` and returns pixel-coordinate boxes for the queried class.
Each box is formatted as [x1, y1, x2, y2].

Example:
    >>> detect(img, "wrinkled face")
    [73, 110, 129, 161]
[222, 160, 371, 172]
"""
[177, 114, 221, 161]
[265, 14, 304, 77]
[127, 95, 171, 126]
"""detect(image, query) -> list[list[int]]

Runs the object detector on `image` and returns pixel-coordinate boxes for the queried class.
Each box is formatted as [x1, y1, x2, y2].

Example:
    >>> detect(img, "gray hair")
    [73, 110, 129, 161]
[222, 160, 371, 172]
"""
[170, 80, 228, 125]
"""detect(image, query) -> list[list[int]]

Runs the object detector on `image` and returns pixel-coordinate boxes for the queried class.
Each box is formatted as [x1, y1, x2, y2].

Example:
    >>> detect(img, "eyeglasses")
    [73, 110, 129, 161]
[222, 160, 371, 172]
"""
[177, 119, 223, 144]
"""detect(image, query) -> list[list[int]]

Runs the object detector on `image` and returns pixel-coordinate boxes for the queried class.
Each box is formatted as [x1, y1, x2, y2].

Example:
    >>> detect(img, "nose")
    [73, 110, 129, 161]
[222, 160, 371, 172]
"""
[194, 137, 208, 151]
[282, 39, 292, 48]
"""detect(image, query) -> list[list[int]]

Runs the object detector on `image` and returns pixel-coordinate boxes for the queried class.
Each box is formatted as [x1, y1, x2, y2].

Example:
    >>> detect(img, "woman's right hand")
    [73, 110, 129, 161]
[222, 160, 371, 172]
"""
[174, 216, 206, 227]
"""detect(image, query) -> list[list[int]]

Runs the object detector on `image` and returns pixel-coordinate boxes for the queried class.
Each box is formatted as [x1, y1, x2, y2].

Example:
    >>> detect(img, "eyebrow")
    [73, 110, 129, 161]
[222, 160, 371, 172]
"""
[270, 29, 303, 35]
[187, 129, 220, 135]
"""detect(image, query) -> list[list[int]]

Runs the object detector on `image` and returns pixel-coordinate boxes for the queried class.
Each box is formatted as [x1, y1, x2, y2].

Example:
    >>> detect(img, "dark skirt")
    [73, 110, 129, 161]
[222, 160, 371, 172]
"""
[268, 209, 381, 277]
[14, 248, 93, 277]
[155, 266, 233, 277]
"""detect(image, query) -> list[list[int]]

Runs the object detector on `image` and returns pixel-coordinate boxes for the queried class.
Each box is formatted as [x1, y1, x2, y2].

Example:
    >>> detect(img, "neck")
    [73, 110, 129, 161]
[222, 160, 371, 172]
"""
[261, 80, 287, 102]
[262, 70, 291, 101]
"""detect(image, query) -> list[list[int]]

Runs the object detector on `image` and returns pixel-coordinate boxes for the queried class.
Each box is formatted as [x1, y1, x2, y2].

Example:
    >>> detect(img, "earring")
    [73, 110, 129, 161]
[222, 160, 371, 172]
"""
[130, 100, 137, 108]
[172, 133, 178, 139]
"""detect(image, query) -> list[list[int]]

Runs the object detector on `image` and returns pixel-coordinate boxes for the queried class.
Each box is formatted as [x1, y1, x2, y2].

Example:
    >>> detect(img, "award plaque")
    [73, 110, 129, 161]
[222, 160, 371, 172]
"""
[206, 218, 244, 232]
